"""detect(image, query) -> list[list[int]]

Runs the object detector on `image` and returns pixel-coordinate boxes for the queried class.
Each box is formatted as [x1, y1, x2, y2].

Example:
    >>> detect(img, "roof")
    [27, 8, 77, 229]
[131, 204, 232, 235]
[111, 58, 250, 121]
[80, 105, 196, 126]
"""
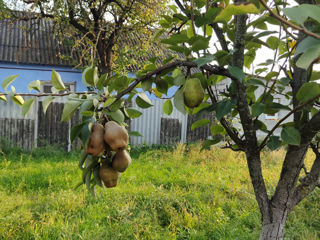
[0, 12, 180, 70]
[0, 12, 80, 67]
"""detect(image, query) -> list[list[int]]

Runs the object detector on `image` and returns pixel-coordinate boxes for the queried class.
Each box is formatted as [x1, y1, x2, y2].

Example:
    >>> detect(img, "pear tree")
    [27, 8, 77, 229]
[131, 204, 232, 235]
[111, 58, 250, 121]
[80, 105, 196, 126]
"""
[1, 0, 320, 239]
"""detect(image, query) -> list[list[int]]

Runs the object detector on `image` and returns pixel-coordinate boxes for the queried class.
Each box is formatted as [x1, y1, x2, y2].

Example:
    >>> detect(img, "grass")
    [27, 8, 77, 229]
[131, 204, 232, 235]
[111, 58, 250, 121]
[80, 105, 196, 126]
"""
[0, 142, 319, 240]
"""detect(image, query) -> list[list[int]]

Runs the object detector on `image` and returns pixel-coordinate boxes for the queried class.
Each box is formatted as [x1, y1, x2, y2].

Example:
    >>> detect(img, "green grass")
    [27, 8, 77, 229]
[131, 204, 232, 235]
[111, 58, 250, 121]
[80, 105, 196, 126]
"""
[0, 143, 319, 240]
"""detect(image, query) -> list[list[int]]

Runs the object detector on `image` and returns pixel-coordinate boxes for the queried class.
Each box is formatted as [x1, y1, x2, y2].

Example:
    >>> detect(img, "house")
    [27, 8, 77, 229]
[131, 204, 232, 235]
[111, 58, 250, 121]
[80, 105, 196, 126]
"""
[0, 12, 85, 93]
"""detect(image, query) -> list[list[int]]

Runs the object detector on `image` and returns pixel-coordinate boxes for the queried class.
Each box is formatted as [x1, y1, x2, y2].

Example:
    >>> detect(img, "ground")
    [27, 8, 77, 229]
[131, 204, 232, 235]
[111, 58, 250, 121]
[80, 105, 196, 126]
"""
[0, 143, 319, 239]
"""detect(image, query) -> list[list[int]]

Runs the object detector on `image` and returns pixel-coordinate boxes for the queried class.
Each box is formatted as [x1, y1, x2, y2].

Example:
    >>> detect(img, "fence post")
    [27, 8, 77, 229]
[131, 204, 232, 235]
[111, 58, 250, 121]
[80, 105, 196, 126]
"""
[34, 97, 39, 148]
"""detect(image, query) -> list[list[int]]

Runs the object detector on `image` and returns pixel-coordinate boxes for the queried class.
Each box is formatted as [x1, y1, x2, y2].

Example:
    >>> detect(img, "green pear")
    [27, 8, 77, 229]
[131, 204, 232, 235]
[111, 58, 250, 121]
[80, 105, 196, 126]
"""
[183, 78, 205, 108]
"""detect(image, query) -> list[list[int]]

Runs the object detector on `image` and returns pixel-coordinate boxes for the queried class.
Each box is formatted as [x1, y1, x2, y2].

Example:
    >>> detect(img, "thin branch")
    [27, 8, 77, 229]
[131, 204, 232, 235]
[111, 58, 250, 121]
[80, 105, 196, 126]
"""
[206, 86, 245, 149]
[116, 60, 231, 99]
[259, 93, 320, 150]
[259, 0, 320, 40]
[0, 91, 96, 97]
[292, 143, 320, 206]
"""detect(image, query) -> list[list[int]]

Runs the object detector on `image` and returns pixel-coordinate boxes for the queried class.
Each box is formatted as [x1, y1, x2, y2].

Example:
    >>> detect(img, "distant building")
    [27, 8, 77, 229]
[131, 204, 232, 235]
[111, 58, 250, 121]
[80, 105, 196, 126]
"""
[0, 12, 85, 93]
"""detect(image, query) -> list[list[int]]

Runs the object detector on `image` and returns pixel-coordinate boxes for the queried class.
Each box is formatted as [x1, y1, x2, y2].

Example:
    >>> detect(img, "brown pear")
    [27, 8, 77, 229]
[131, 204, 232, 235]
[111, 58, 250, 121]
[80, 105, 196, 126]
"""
[85, 123, 105, 156]
[112, 150, 132, 172]
[99, 165, 121, 188]
[104, 121, 129, 152]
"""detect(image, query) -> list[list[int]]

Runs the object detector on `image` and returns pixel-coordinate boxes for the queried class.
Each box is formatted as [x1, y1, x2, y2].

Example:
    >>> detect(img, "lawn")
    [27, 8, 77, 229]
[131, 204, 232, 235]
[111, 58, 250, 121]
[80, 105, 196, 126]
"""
[0, 142, 319, 240]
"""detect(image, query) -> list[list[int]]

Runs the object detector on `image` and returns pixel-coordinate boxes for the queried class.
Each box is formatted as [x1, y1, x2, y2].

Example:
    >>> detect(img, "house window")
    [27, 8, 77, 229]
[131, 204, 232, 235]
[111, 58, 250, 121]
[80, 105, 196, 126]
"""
[265, 98, 280, 120]
[41, 81, 76, 93]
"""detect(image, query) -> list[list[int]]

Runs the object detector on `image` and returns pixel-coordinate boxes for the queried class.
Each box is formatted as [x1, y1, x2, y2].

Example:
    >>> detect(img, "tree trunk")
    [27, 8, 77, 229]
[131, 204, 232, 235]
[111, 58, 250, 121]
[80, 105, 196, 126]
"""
[259, 209, 288, 240]
[260, 222, 286, 240]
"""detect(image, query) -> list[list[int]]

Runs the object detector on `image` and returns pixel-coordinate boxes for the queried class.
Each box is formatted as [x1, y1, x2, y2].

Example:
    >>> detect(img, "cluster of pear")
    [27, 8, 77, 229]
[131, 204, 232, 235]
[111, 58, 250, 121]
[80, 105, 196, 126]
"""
[85, 121, 131, 188]
[183, 77, 205, 108]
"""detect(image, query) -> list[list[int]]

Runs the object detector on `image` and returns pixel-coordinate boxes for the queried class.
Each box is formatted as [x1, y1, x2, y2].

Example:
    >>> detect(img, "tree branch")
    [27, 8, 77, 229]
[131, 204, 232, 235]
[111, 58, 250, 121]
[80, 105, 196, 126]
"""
[210, 23, 229, 52]
[231, 2, 272, 224]
[259, 0, 320, 40]
[291, 143, 320, 206]
[259, 93, 320, 150]
[115, 60, 231, 99]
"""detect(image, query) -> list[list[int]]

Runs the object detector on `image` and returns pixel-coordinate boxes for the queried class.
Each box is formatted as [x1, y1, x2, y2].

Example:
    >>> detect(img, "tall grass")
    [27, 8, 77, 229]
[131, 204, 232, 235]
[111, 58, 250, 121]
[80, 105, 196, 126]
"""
[0, 142, 319, 239]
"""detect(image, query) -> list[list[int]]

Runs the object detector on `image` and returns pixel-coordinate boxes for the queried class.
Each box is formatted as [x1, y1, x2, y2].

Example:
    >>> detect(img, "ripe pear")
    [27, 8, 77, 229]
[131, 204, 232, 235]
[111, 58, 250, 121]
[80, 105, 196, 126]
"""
[85, 123, 105, 156]
[104, 121, 129, 152]
[183, 78, 205, 108]
[99, 165, 121, 188]
[112, 150, 132, 172]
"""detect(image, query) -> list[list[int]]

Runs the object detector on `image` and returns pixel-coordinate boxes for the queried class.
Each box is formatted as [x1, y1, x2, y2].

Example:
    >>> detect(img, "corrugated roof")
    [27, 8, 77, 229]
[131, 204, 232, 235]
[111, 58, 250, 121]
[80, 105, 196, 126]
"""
[0, 12, 183, 70]
[0, 12, 80, 67]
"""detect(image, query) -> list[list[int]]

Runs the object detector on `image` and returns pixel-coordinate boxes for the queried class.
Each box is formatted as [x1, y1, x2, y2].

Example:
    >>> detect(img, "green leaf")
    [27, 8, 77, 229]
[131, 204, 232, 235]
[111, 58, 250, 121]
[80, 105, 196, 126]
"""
[266, 136, 282, 150]
[61, 100, 82, 122]
[191, 37, 209, 52]
[144, 63, 157, 72]
[161, 33, 189, 45]
[281, 127, 301, 146]
[129, 131, 143, 137]
[0, 94, 7, 102]
[295, 37, 320, 56]
[21, 98, 34, 117]
[142, 79, 153, 91]
[296, 46, 320, 69]
[104, 97, 116, 108]
[51, 70, 65, 91]
[215, 3, 259, 22]
[283, 4, 320, 25]
[126, 108, 142, 119]
[12, 95, 24, 106]
[310, 71, 320, 81]
[229, 66, 245, 82]
[42, 96, 55, 114]
[246, 78, 265, 86]
[163, 99, 173, 115]
[266, 36, 280, 50]
[279, 78, 291, 85]
[193, 54, 215, 67]
[2, 75, 18, 90]
[216, 99, 233, 120]
[80, 99, 94, 113]
[136, 93, 153, 108]
[296, 82, 320, 103]
[79, 122, 91, 146]
[81, 111, 94, 117]
[27, 80, 42, 92]
[84, 66, 99, 87]
[156, 79, 168, 94]
[81, 67, 92, 87]
[97, 73, 108, 90]
[70, 122, 88, 143]
[191, 119, 211, 131]
[172, 69, 185, 86]
[174, 87, 186, 114]
[252, 102, 265, 117]
[210, 125, 225, 135]
[109, 99, 123, 111]
[108, 110, 125, 124]
[201, 138, 222, 151]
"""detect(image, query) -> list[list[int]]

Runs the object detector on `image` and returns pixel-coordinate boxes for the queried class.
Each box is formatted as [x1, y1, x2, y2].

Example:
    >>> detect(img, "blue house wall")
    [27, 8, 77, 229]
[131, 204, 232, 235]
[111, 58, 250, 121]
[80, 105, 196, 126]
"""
[0, 62, 86, 93]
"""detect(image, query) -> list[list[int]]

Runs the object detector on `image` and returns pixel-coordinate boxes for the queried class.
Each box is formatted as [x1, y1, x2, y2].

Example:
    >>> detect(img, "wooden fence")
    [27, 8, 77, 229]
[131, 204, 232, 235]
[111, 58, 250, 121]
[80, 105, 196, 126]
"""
[0, 98, 217, 150]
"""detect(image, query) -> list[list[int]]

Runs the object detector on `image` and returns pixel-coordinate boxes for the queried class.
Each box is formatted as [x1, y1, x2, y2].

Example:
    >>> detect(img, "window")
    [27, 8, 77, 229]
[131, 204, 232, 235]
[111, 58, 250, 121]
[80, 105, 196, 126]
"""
[265, 98, 280, 120]
[41, 81, 76, 93]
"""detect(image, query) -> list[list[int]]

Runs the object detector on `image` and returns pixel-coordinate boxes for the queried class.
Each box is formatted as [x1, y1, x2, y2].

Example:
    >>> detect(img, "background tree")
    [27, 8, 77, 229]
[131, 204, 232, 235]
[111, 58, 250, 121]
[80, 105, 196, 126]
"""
[1, 0, 320, 239]
[2, 0, 168, 75]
